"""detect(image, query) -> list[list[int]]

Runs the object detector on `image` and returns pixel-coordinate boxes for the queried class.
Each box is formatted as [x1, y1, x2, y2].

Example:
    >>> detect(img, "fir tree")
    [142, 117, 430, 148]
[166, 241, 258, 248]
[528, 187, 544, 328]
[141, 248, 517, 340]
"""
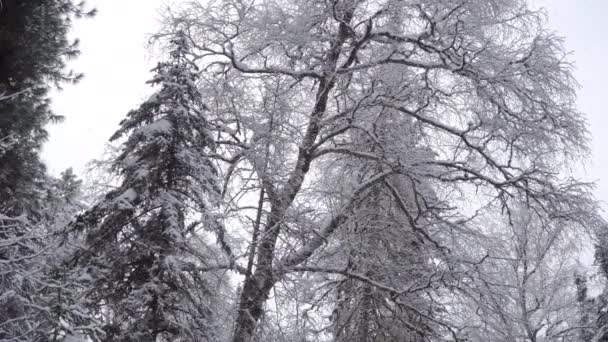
[70, 32, 223, 342]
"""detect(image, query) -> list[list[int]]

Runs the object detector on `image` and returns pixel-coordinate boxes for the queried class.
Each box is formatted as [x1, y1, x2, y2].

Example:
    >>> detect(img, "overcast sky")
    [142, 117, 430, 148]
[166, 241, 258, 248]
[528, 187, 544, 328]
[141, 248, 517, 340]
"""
[44, 0, 166, 176]
[43, 0, 608, 212]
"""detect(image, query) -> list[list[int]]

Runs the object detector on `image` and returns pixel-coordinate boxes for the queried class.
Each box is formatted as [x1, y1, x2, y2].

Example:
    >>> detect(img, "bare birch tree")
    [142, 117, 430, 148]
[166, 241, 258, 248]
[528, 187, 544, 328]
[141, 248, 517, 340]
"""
[149, 0, 603, 340]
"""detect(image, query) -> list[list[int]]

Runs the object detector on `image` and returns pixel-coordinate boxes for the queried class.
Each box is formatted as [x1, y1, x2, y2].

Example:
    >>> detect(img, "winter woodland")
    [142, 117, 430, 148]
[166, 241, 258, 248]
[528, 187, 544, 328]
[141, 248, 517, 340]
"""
[1, 0, 608, 341]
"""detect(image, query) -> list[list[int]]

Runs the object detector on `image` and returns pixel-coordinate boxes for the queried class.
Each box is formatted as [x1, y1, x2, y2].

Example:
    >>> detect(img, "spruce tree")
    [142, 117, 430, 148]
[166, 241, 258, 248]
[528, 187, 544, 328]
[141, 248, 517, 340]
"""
[70, 32, 223, 342]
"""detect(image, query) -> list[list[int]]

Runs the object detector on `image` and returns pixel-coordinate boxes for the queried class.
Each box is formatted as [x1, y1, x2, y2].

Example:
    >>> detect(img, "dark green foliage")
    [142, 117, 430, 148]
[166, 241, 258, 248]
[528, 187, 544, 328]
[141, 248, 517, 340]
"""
[70, 32, 223, 342]
[0, 1, 93, 340]
[0, 0, 94, 217]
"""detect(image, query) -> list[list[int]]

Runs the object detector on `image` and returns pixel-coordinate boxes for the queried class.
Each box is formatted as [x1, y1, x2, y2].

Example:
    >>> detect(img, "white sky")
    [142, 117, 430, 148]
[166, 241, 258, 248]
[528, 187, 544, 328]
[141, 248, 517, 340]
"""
[44, 0, 166, 176]
[43, 0, 608, 212]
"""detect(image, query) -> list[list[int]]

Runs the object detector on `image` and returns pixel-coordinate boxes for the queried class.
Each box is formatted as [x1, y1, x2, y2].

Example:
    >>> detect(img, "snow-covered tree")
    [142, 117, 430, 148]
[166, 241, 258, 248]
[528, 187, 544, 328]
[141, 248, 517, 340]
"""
[297, 115, 446, 341]
[586, 230, 608, 341]
[0, 1, 94, 338]
[327, 182, 440, 342]
[69, 32, 227, 341]
[0, 214, 41, 341]
[0, 169, 98, 341]
[449, 206, 585, 341]
[0, 0, 94, 218]
[156, 0, 603, 340]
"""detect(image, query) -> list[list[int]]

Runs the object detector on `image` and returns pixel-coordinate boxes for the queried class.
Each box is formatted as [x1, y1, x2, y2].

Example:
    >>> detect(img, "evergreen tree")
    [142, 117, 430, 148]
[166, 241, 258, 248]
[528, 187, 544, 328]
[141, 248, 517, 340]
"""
[329, 185, 438, 342]
[0, 1, 93, 339]
[326, 117, 441, 341]
[70, 32, 224, 342]
[0, 169, 96, 341]
[0, 0, 94, 217]
[37, 169, 100, 342]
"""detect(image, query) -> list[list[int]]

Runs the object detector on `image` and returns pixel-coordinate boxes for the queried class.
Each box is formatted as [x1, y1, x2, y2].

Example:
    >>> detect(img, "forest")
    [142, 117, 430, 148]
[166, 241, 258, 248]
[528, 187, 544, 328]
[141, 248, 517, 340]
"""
[1, 0, 607, 341]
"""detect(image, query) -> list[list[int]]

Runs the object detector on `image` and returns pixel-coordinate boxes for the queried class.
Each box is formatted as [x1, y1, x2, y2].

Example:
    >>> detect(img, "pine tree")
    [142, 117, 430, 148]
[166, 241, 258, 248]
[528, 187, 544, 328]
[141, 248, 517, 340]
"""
[0, 0, 94, 218]
[0, 2, 93, 339]
[70, 32, 224, 342]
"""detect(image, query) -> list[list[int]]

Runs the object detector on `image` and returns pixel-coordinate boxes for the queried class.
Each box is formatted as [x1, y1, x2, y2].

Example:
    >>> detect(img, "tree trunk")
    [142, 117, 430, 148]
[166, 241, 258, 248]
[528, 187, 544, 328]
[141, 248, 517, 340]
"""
[231, 6, 355, 340]
[232, 272, 274, 341]
[356, 284, 372, 342]
[232, 208, 283, 342]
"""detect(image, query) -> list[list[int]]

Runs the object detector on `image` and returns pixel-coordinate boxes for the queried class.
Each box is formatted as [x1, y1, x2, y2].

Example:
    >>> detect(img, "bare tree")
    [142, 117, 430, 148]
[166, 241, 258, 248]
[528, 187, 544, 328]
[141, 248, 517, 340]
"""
[151, 0, 603, 340]
[448, 205, 587, 341]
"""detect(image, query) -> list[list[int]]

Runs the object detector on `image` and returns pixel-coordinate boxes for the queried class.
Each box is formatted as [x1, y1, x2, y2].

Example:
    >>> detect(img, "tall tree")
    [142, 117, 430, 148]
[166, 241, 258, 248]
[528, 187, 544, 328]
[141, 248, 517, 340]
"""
[0, 0, 94, 217]
[327, 183, 439, 342]
[0, 1, 94, 340]
[70, 32, 227, 342]
[313, 115, 443, 341]
[157, 0, 603, 341]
